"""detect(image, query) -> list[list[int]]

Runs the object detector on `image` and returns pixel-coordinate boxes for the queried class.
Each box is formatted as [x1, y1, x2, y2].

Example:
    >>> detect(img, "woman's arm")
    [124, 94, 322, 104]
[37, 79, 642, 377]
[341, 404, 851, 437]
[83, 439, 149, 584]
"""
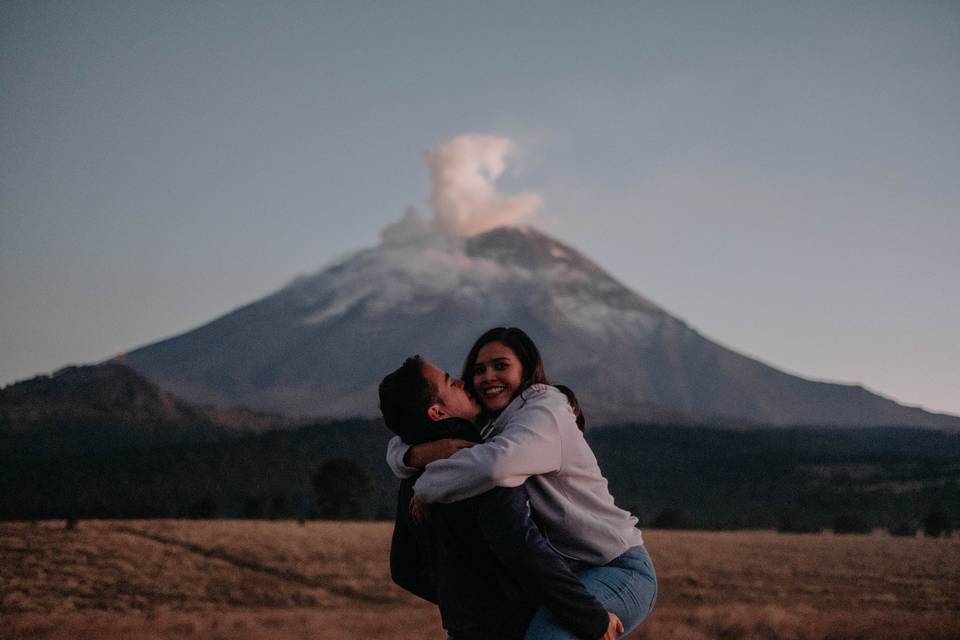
[386, 435, 478, 480]
[413, 401, 563, 504]
[386, 436, 419, 479]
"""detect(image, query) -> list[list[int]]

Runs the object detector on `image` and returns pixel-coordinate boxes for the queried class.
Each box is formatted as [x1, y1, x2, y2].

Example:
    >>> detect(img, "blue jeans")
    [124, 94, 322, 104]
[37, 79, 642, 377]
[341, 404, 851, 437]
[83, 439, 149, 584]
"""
[524, 545, 657, 639]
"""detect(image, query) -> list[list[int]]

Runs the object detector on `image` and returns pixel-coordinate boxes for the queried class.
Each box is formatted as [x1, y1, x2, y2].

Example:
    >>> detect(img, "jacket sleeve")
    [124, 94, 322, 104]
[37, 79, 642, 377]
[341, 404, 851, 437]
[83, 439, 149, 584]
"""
[389, 478, 438, 604]
[475, 485, 609, 640]
[413, 400, 563, 504]
[386, 435, 420, 480]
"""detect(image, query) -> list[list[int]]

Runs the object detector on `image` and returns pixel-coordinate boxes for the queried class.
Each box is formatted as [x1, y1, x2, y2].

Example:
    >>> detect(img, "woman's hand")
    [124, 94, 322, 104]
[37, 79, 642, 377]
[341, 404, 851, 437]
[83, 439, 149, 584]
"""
[409, 494, 430, 524]
[406, 438, 475, 468]
[601, 612, 624, 640]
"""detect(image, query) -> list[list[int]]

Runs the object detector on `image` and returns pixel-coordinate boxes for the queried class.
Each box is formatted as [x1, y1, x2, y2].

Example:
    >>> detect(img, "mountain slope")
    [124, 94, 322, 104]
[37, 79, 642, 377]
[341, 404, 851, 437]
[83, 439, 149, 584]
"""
[0, 363, 294, 459]
[124, 226, 960, 429]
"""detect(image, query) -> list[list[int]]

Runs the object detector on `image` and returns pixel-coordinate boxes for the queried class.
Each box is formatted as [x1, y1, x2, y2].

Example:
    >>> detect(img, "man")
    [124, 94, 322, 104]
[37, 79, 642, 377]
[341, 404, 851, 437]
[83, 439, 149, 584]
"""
[379, 356, 618, 640]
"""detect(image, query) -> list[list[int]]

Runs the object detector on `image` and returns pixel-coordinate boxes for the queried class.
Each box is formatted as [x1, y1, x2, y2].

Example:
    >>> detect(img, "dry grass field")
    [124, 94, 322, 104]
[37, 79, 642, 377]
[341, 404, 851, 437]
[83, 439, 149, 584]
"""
[2, 520, 958, 640]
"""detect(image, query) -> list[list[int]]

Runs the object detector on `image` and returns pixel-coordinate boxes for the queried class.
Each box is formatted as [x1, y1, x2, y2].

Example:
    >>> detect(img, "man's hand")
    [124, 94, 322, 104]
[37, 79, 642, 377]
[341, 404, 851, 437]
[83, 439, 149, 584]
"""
[406, 438, 475, 468]
[409, 494, 430, 524]
[601, 612, 624, 640]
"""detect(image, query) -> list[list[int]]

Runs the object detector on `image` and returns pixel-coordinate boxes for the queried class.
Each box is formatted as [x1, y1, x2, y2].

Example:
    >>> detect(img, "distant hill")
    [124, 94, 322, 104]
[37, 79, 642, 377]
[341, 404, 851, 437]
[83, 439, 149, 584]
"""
[3, 412, 958, 531]
[0, 363, 296, 460]
[124, 225, 960, 429]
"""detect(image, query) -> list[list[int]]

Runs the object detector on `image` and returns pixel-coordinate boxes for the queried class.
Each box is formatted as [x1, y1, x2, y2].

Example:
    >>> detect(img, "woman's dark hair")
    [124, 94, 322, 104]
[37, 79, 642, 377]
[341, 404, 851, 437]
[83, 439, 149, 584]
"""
[461, 327, 548, 416]
[554, 384, 586, 433]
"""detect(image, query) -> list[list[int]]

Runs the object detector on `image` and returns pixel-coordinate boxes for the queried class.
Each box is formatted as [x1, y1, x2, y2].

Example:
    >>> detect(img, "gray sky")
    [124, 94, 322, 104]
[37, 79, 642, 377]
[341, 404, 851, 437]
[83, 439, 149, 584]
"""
[2, 1, 958, 416]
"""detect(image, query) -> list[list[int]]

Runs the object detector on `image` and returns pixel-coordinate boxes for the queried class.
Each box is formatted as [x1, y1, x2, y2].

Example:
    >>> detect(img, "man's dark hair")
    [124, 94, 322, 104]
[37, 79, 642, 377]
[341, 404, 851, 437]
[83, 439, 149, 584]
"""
[379, 355, 437, 442]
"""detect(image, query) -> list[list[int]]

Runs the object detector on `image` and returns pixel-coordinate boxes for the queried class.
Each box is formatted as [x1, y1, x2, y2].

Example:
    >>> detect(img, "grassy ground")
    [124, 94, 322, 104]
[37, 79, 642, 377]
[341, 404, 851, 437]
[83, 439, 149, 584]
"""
[2, 521, 958, 639]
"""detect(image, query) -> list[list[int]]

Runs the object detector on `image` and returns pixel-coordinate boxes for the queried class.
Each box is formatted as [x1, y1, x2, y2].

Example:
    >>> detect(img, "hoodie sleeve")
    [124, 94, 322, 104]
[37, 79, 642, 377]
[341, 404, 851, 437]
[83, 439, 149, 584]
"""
[386, 435, 420, 480]
[475, 485, 609, 639]
[413, 399, 563, 504]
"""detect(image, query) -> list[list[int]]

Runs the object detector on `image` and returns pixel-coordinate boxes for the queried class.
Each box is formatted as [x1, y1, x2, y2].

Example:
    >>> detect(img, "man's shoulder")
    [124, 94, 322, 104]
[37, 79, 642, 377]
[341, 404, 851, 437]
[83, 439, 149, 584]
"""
[401, 417, 481, 446]
[525, 384, 567, 405]
[501, 384, 567, 415]
[434, 485, 531, 547]
[461, 483, 531, 515]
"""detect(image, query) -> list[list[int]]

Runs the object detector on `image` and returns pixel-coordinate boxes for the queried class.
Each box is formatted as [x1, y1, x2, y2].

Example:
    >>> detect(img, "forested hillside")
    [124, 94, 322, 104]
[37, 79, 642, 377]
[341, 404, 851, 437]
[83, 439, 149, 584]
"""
[4, 418, 958, 533]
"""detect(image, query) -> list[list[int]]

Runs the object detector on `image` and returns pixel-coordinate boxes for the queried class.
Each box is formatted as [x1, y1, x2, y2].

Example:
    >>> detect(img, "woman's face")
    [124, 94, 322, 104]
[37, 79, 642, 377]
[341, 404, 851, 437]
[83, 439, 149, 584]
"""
[472, 341, 524, 413]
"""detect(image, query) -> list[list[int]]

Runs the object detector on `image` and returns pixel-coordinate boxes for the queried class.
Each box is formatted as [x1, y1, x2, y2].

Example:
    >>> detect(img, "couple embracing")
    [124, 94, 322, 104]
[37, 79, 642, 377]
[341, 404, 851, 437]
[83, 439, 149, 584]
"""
[378, 327, 657, 640]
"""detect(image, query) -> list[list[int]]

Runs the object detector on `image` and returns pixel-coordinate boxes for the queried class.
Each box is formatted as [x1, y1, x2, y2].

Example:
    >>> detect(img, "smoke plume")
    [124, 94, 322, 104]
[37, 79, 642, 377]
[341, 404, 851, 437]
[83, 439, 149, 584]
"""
[427, 134, 542, 236]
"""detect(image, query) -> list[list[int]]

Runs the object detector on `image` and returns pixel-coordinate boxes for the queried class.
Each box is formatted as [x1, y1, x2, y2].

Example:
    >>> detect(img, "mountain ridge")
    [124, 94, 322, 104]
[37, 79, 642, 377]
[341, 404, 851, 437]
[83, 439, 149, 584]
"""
[0, 362, 297, 459]
[121, 225, 959, 430]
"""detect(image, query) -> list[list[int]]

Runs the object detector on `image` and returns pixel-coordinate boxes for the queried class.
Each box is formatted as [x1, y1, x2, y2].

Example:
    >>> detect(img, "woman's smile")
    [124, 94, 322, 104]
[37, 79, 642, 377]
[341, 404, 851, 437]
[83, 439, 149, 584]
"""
[481, 384, 508, 403]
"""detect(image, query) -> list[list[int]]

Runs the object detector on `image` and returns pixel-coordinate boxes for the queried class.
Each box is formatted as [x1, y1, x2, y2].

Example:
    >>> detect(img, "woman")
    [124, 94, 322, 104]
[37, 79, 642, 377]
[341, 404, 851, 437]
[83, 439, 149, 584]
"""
[390, 327, 657, 639]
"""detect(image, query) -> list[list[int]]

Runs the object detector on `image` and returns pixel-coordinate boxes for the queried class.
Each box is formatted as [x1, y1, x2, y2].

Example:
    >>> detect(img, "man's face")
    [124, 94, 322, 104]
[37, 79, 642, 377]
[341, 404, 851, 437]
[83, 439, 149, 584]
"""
[421, 362, 481, 422]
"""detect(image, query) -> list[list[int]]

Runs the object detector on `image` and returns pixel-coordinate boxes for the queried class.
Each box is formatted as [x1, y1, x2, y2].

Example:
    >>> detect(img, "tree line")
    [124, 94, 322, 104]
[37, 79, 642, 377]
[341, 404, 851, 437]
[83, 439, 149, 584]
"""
[2, 420, 958, 535]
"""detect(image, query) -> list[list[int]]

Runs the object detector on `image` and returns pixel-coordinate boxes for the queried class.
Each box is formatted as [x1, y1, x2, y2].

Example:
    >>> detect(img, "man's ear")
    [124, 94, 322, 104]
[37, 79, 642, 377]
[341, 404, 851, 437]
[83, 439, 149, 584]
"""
[427, 403, 447, 422]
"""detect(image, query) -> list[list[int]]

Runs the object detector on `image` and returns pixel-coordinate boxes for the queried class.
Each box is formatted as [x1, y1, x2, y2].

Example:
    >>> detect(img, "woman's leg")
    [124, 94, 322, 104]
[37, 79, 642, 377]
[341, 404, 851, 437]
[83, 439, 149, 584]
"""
[524, 545, 657, 640]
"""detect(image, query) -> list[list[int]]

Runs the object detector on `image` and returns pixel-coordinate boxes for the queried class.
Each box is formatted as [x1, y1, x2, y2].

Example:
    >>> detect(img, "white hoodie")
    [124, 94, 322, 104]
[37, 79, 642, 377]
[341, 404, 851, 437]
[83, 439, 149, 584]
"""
[386, 384, 644, 566]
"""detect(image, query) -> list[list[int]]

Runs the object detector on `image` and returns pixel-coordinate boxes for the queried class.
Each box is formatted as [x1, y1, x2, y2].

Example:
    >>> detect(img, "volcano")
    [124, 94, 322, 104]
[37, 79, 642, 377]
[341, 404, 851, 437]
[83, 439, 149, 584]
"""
[124, 225, 959, 429]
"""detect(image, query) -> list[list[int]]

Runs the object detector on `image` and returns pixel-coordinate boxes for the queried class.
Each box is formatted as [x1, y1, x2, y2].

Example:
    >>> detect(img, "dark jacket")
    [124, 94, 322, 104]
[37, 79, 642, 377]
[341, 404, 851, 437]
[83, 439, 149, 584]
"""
[389, 418, 609, 640]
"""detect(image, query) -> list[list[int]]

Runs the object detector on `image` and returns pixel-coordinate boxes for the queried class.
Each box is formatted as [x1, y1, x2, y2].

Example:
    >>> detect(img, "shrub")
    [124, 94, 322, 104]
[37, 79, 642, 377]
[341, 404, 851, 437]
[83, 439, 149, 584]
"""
[313, 458, 373, 520]
[833, 512, 871, 534]
[888, 521, 917, 537]
[185, 496, 218, 519]
[777, 514, 823, 534]
[923, 506, 953, 538]
[652, 508, 694, 529]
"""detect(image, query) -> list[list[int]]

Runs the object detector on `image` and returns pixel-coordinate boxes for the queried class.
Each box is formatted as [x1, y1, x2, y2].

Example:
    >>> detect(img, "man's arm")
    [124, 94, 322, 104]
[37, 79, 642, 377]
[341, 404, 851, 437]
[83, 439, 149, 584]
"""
[389, 478, 438, 604]
[474, 484, 609, 640]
